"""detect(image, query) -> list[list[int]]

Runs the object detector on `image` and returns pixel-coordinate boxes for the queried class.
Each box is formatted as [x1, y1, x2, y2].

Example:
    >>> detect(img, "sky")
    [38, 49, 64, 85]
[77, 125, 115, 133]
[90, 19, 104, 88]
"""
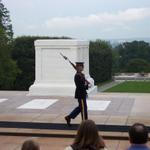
[3, 0, 150, 40]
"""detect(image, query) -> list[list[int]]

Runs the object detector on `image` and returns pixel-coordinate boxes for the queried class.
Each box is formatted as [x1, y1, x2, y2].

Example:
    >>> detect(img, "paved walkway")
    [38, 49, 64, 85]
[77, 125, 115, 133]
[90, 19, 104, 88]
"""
[0, 91, 150, 126]
[0, 135, 132, 150]
[1, 91, 150, 150]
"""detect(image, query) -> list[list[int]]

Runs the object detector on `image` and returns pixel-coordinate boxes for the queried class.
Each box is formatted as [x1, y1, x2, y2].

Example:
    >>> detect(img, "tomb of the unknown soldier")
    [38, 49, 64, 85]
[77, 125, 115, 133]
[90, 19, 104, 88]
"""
[29, 39, 97, 96]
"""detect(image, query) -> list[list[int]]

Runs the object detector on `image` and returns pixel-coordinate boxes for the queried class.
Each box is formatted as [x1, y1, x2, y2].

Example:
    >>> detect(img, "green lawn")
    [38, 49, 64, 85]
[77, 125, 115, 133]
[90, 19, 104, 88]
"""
[104, 81, 150, 93]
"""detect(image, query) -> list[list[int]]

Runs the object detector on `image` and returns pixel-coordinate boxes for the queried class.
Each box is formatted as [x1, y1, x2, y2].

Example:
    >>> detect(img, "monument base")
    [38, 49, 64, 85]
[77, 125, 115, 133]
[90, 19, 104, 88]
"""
[87, 86, 97, 95]
[28, 83, 97, 96]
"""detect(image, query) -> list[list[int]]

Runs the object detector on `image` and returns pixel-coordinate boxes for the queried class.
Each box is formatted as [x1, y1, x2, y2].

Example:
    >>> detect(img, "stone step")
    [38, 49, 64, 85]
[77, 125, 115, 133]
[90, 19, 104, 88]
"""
[0, 121, 131, 131]
[0, 127, 129, 140]
[0, 121, 132, 140]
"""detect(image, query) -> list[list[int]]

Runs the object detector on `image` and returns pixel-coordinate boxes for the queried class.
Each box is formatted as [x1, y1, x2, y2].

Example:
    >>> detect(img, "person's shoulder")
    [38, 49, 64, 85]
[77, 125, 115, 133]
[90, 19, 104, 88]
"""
[64, 146, 73, 150]
[75, 72, 84, 77]
[75, 73, 81, 78]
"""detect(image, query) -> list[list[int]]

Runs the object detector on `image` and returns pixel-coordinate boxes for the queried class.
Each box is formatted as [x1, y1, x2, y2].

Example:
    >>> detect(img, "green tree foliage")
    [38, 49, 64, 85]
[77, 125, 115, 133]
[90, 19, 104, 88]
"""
[126, 58, 150, 73]
[12, 36, 37, 90]
[112, 48, 121, 73]
[0, 0, 13, 42]
[89, 40, 112, 84]
[113, 41, 150, 73]
[0, 0, 19, 89]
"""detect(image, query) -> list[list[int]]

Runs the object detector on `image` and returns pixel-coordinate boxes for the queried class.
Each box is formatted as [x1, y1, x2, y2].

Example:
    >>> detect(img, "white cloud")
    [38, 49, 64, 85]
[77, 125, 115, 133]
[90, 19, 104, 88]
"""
[45, 8, 150, 29]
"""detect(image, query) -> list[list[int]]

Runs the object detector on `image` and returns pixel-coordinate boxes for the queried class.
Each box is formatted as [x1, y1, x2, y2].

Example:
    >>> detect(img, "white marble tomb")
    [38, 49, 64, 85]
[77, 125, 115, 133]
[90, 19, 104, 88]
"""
[29, 39, 97, 96]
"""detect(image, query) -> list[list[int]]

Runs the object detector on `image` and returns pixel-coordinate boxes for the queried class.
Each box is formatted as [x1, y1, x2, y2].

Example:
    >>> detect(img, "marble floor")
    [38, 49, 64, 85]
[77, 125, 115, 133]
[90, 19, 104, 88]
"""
[1, 91, 150, 150]
[0, 91, 150, 125]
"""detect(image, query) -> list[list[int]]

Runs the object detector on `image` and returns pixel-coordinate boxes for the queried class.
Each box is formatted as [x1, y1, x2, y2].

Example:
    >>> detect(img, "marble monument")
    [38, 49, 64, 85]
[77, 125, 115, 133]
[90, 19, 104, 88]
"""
[29, 39, 97, 96]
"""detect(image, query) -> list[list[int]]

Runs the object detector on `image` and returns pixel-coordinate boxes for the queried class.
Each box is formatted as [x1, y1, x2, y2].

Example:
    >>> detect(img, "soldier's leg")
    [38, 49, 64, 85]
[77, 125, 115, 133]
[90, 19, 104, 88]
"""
[68, 106, 80, 119]
[84, 98, 88, 120]
[66, 98, 81, 119]
[67, 98, 88, 120]
[80, 98, 88, 120]
[65, 100, 81, 126]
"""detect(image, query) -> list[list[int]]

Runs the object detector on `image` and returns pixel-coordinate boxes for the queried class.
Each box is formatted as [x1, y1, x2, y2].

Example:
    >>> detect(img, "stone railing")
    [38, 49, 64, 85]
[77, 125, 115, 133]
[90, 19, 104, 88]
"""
[114, 73, 150, 80]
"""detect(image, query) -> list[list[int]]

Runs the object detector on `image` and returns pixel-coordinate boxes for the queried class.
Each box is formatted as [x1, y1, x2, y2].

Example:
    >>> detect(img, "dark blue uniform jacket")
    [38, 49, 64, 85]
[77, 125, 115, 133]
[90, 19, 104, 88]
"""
[74, 72, 88, 99]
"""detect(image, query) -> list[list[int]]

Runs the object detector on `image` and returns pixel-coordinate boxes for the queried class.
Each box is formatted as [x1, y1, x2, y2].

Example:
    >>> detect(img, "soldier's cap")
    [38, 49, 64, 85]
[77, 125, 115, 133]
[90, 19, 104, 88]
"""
[76, 62, 84, 66]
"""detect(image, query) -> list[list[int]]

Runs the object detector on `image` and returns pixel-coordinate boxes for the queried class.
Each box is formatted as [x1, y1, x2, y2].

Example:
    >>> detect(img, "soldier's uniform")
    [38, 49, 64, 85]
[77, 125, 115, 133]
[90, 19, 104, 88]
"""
[65, 62, 88, 126]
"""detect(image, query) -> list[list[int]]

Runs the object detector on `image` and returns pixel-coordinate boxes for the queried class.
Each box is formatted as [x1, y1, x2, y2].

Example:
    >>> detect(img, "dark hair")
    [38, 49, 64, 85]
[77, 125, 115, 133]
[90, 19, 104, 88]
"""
[73, 120, 105, 150]
[129, 123, 148, 144]
[21, 140, 40, 150]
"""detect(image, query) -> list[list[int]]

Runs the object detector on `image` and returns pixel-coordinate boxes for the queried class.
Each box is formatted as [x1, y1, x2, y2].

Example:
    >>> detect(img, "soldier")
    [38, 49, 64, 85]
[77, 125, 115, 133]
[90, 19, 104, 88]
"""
[65, 62, 89, 126]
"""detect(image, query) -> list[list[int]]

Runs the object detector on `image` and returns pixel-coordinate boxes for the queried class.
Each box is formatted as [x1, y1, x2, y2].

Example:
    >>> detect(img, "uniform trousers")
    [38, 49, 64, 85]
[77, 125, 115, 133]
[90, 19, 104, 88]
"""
[68, 98, 88, 120]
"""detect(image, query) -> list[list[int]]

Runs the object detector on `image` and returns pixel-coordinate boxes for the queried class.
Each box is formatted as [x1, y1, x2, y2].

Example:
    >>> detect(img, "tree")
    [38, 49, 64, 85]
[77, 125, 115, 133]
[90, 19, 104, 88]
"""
[0, 0, 19, 89]
[126, 58, 150, 73]
[12, 36, 36, 90]
[113, 41, 150, 72]
[112, 48, 121, 73]
[0, 0, 13, 42]
[89, 40, 112, 84]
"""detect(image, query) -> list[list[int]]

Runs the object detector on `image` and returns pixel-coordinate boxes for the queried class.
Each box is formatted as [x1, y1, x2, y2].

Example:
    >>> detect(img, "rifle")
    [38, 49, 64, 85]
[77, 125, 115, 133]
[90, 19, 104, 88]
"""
[60, 52, 76, 70]
[60, 52, 91, 85]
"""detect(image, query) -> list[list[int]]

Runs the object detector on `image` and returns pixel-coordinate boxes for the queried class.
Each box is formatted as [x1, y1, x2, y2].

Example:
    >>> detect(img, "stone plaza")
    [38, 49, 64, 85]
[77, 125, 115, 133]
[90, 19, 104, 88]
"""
[1, 91, 150, 150]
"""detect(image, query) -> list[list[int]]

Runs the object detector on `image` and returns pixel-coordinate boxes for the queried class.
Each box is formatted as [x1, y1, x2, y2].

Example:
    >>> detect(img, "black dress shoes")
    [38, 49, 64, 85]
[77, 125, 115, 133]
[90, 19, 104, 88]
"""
[65, 116, 71, 126]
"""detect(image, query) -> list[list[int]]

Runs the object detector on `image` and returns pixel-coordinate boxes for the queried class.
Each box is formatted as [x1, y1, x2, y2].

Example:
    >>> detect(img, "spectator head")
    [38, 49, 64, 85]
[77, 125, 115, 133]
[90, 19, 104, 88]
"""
[129, 123, 148, 144]
[21, 140, 40, 150]
[73, 120, 105, 149]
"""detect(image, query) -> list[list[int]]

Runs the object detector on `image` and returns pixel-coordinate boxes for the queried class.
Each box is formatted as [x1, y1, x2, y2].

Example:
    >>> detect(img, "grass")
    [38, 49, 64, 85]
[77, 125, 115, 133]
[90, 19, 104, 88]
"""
[104, 81, 150, 93]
